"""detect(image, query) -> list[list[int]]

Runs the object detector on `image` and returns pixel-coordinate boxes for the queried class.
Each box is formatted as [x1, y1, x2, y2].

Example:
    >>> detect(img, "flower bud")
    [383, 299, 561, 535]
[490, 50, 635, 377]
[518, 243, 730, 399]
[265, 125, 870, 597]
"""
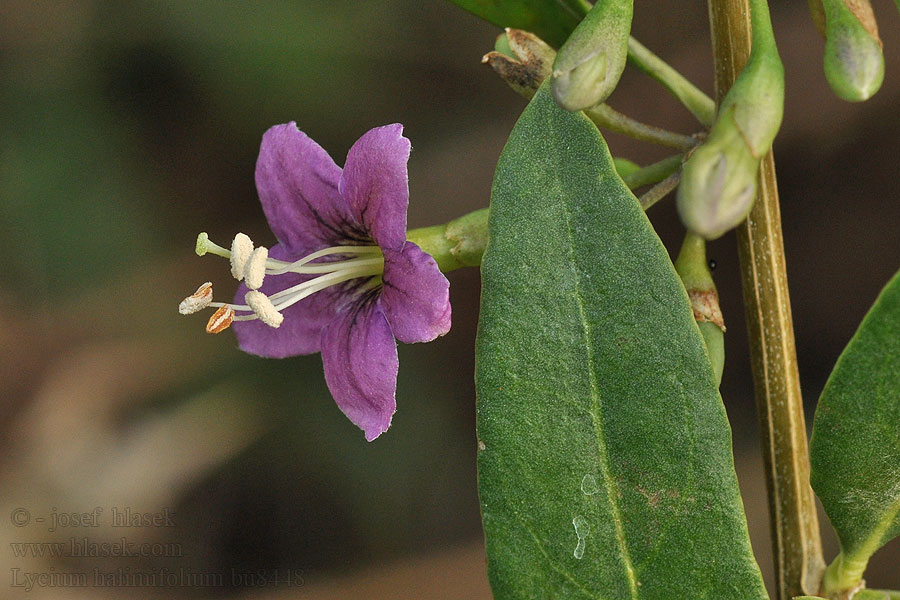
[677, 108, 760, 240]
[482, 29, 555, 99]
[821, 0, 884, 102]
[677, 0, 783, 239]
[550, 0, 633, 111]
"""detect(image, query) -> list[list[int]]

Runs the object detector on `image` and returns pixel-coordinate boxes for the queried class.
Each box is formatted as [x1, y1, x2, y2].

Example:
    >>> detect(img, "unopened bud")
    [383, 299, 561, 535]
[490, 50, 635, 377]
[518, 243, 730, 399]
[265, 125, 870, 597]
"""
[821, 0, 883, 102]
[678, 0, 783, 240]
[179, 282, 213, 315]
[482, 29, 555, 99]
[677, 108, 760, 240]
[230, 233, 254, 280]
[206, 305, 235, 334]
[245, 290, 284, 329]
[550, 0, 633, 111]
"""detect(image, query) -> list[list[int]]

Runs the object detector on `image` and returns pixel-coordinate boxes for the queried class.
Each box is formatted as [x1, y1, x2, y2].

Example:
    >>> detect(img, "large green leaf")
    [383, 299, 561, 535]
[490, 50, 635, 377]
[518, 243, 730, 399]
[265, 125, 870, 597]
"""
[446, 0, 586, 48]
[810, 270, 900, 563]
[475, 86, 768, 599]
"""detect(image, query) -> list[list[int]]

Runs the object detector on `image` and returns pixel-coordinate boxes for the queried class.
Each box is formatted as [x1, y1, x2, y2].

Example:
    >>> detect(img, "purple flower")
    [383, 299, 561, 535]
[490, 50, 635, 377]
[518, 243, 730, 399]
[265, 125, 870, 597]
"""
[180, 123, 451, 440]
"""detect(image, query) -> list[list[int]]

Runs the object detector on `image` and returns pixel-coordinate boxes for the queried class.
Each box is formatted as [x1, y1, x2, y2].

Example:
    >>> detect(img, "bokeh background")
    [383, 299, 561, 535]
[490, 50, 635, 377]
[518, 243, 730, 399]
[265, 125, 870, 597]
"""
[2, 1, 899, 598]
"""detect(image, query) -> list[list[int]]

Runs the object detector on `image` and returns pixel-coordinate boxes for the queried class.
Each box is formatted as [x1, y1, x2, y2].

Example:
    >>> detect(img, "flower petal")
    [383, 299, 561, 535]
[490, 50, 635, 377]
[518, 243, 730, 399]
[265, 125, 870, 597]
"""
[233, 244, 338, 357]
[339, 124, 411, 251]
[255, 123, 366, 255]
[321, 296, 398, 441]
[381, 243, 451, 344]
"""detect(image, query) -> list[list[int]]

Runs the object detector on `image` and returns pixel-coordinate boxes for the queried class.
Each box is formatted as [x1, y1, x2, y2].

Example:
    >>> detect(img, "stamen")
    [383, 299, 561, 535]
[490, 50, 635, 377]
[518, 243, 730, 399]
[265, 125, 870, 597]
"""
[188, 233, 387, 329]
[206, 305, 235, 333]
[244, 246, 269, 290]
[266, 245, 382, 275]
[179, 282, 213, 314]
[270, 265, 383, 312]
[230, 233, 254, 280]
[268, 263, 380, 303]
[245, 290, 284, 328]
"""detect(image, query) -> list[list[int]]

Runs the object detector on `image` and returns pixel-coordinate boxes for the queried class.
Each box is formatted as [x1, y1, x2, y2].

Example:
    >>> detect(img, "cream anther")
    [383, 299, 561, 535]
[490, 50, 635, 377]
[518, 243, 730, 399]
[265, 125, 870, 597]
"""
[230, 233, 254, 280]
[244, 246, 269, 290]
[245, 290, 284, 328]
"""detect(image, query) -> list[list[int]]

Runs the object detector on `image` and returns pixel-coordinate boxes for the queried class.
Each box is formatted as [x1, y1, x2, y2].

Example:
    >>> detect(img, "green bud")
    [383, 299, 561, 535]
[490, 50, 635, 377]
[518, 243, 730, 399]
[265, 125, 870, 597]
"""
[482, 29, 555, 99]
[822, 0, 884, 102]
[677, 107, 760, 240]
[719, 0, 785, 158]
[677, 0, 783, 239]
[674, 233, 725, 386]
[550, 0, 633, 111]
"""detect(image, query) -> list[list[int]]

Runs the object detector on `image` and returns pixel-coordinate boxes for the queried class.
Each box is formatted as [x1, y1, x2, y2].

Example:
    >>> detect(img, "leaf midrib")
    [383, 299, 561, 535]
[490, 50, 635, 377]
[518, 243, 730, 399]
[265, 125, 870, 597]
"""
[559, 171, 640, 600]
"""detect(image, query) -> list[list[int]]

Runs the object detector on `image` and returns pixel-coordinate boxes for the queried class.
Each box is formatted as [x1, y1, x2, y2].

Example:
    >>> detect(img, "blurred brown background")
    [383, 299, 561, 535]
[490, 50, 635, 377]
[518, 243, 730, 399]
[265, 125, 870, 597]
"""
[1, 1, 898, 598]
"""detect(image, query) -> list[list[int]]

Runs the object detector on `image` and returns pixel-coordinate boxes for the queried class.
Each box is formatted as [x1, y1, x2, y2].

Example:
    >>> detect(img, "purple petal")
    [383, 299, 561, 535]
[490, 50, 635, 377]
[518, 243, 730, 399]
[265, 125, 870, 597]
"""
[321, 296, 398, 441]
[255, 123, 366, 255]
[381, 243, 451, 344]
[339, 124, 411, 251]
[233, 244, 339, 357]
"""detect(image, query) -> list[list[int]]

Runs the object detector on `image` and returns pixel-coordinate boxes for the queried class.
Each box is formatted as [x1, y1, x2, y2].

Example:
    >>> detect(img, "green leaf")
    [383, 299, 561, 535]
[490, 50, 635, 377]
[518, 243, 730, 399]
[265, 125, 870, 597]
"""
[475, 85, 768, 599]
[810, 270, 900, 572]
[445, 0, 586, 48]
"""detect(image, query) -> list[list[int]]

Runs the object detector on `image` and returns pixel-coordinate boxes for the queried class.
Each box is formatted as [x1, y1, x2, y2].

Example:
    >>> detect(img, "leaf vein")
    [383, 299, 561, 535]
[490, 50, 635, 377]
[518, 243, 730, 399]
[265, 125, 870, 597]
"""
[559, 187, 640, 600]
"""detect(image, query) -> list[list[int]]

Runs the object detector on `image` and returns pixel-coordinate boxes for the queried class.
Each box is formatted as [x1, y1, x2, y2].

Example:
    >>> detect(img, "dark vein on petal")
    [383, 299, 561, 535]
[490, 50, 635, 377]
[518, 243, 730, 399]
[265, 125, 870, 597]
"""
[340, 289, 387, 413]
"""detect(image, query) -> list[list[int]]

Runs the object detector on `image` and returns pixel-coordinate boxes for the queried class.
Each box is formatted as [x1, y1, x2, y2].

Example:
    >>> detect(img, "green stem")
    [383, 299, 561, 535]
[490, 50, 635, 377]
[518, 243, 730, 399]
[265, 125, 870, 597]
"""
[638, 170, 680, 210]
[586, 103, 698, 151]
[749, 0, 779, 56]
[407, 208, 489, 273]
[822, 551, 868, 598]
[621, 154, 683, 188]
[706, 0, 825, 598]
[626, 37, 717, 127]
